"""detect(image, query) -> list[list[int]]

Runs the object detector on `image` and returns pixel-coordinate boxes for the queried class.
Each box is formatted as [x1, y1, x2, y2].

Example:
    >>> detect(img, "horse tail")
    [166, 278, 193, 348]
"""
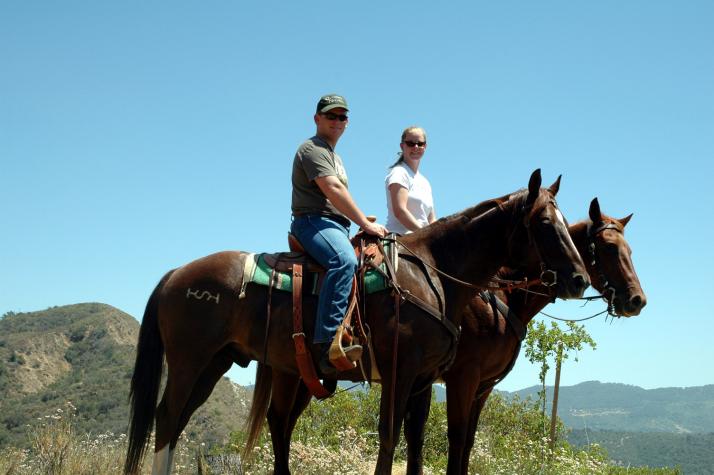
[243, 362, 273, 460]
[124, 270, 174, 475]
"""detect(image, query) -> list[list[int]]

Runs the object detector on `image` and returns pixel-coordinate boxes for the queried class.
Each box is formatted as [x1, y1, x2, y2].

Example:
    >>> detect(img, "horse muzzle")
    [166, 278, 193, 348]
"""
[613, 291, 647, 317]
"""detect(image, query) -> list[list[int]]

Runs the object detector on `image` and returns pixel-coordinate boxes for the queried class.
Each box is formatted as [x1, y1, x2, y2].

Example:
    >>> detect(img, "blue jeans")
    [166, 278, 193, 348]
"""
[291, 214, 358, 344]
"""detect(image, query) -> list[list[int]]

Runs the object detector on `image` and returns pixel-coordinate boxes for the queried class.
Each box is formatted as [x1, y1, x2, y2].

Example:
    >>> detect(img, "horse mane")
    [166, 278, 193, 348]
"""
[409, 189, 530, 242]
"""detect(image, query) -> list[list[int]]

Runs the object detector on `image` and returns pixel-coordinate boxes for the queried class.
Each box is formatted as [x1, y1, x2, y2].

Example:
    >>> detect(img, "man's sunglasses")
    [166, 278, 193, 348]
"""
[321, 112, 349, 122]
[403, 141, 426, 148]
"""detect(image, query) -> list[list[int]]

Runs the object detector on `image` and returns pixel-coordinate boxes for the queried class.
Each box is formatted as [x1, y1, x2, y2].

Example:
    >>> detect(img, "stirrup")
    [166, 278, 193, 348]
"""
[328, 324, 361, 371]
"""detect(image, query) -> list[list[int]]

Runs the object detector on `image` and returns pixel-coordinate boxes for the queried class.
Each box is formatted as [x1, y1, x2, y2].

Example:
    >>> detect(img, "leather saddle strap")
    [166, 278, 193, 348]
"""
[481, 291, 526, 341]
[291, 261, 332, 399]
[374, 247, 459, 342]
[379, 239, 400, 448]
[380, 240, 459, 377]
[262, 263, 277, 364]
[474, 291, 526, 398]
[388, 289, 400, 450]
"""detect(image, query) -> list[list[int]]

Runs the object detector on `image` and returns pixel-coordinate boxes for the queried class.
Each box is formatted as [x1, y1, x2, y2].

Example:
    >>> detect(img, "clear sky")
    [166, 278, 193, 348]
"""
[2, 1, 712, 392]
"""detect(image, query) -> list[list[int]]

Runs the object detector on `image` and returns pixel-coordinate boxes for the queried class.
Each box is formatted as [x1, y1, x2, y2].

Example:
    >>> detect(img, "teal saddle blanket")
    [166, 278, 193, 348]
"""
[239, 240, 397, 296]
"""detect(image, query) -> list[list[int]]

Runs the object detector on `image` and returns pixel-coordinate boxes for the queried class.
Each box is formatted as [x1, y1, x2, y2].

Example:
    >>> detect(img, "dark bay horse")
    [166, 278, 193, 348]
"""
[124, 169, 589, 475]
[402, 197, 647, 474]
[240, 170, 589, 475]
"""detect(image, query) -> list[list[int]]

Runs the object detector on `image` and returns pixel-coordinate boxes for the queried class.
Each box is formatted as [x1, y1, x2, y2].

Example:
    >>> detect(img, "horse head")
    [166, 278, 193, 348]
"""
[507, 169, 590, 299]
[586, 197, 646, 316]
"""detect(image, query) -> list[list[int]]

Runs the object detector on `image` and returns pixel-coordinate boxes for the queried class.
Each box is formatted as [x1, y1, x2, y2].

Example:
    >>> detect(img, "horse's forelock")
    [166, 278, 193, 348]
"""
[601, 214, 626, 233]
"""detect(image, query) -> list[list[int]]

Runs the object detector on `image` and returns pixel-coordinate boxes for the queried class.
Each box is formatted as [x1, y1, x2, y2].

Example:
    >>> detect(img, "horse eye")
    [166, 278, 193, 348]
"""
[602, 243, 619, 254]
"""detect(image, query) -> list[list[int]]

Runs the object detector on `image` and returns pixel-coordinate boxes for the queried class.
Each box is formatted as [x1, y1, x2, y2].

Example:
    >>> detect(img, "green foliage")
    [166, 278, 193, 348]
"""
[0, 304, 696, 473]
[227, 386, 677, 474]
[524, 320, 596, 415]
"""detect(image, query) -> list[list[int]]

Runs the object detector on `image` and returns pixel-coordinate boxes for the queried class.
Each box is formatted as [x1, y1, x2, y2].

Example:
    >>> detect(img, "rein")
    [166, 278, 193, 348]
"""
[383, 237, 544, 293]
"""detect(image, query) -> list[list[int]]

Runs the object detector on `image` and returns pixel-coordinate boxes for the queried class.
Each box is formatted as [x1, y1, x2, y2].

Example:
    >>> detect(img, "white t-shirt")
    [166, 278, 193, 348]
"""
[384, 162, 434, 235]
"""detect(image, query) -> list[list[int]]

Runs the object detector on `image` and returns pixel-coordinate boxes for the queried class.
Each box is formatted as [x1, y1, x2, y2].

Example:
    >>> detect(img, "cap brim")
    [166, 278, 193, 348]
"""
[319, 103, 349, 113]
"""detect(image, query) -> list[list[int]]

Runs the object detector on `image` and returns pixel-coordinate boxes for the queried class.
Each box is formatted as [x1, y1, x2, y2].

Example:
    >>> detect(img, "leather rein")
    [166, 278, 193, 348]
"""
[383, 237, 550, 295]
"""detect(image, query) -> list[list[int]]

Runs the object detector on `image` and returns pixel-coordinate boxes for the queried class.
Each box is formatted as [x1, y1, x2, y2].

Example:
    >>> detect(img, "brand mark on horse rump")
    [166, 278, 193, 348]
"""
[186, 288, 220, 304]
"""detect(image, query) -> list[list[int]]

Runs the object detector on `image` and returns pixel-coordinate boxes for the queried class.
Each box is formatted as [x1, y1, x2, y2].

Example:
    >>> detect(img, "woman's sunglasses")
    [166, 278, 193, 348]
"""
[403, 141, 426, 148]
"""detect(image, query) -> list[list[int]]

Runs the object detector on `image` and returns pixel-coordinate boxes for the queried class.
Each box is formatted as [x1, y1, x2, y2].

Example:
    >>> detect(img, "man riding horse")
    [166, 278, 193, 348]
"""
[290, 94, 387, 375]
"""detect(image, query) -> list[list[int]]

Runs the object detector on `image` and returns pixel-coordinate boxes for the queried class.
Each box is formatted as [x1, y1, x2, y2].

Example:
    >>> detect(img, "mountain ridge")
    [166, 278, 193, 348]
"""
[498, 380, 714, 433]
[0, 303, 251, 448]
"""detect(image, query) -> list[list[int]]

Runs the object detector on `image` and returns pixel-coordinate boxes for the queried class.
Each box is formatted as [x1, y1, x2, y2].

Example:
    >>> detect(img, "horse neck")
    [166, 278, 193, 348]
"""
[427, 204, 516, 289]
[568, 220, 591, 268]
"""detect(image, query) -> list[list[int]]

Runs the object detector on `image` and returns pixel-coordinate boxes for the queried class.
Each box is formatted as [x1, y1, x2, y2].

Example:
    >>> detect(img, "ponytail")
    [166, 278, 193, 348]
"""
[388, 153, 405, 169]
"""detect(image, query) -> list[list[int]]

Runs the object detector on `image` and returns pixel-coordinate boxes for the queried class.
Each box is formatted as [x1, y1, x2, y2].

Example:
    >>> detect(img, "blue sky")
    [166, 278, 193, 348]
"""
[2, 1, 712, 392]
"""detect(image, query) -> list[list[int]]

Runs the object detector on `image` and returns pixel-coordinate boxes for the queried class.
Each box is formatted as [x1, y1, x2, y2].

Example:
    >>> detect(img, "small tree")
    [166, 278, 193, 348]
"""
[524, 320, 596, 446]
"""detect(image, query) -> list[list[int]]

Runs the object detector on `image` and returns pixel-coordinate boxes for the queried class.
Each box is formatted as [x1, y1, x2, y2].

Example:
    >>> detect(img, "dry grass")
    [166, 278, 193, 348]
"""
[0, 400, 679, 475]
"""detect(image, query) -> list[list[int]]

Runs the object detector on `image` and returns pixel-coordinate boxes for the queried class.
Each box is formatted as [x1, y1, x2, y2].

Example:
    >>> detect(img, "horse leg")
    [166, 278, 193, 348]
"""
[444, 374, 480, 475]
[285, 380, 313, 440]
[374, 375, 415, 475]
[152, 362, 206, 475]
[267, 369, 302, 475]
[461, 389, 491, 475]
[403, 387, 432, 475]
[172, 348, 234, 447]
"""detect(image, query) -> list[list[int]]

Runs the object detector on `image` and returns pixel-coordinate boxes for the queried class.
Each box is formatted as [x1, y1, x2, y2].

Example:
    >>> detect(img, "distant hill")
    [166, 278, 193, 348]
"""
[0, 303, 251, 449]
[568, 429, 714, 474]
[502, 381, 714, 433]
[494, 382, 714, 473]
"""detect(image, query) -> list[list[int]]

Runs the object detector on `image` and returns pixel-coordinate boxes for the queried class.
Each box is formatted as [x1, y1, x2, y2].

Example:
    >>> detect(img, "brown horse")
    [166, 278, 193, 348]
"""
[240, 170, 590, 475]
[400, 197, 647, 474]
[123, 169, 589, 475]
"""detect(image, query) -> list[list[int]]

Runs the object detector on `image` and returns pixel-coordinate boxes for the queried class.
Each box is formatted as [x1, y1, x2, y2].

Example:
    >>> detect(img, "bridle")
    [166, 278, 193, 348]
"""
[536, 220, 625, 322]
[587, 221, 623, 316]
[516, 197, 566, 292]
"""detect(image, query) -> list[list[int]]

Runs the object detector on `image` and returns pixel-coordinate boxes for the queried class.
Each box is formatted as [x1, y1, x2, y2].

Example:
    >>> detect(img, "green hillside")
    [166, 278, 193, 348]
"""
[507, 381, 714, 433]
[0, 303, 251, 449]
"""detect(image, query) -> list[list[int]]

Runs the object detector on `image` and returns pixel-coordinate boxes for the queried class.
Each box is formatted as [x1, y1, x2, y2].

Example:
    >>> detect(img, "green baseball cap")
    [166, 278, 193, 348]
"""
[316, 94, 349, 113]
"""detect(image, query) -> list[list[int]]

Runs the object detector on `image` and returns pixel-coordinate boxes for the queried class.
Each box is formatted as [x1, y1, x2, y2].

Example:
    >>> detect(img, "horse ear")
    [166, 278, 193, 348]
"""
[589, 197, 603, 224]
[547, 175, 562, 196]
[618, 213, 633, 228]
[527, 169, 542, 202]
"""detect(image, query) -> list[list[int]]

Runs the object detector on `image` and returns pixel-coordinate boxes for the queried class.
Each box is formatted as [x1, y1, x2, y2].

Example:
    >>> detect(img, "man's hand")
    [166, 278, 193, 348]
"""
[361, 221, 387, 238]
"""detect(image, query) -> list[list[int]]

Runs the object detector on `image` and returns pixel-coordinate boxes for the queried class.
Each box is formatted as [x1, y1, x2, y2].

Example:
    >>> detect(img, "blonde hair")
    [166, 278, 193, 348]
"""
[389, 126, 427, 168]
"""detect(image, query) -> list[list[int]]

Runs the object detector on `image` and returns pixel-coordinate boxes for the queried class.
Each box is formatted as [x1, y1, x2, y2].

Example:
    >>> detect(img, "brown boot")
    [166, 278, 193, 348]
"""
[317, 343, 363, 376]
[317, 343, 338, 377]
[341, 344, 363, 363]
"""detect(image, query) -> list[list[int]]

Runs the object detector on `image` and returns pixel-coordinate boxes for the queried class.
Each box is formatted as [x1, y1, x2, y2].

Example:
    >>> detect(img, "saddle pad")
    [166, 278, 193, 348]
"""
[240, 252, 307, 296]
[253, 253, 295, 292]
[239, 239, 397, 296]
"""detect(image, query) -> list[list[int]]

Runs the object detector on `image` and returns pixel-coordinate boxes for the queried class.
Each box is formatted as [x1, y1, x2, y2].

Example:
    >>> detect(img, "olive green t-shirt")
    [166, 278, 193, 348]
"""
[291, 136, 349, 220]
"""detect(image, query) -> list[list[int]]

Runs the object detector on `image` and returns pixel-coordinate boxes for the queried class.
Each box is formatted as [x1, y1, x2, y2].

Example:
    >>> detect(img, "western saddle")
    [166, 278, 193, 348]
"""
[264, 224, 385, 398]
